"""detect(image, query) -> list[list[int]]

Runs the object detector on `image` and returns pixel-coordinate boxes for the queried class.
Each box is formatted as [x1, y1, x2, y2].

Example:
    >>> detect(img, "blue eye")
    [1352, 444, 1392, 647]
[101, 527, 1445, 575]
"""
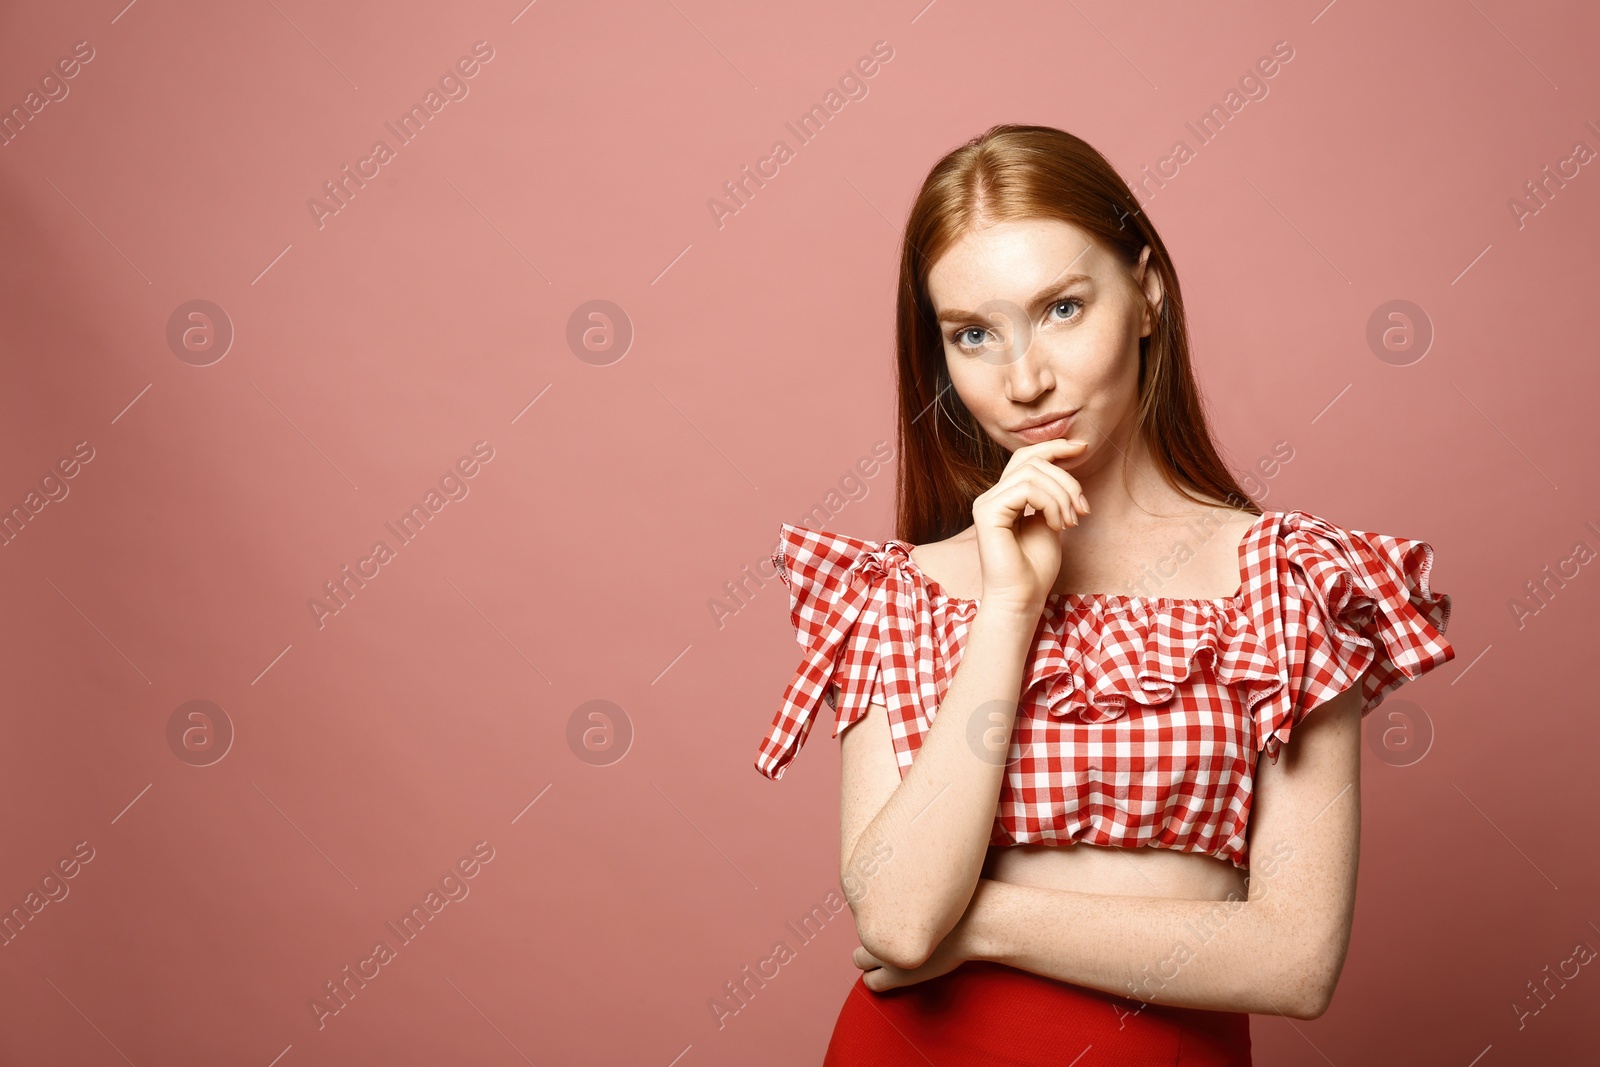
[1049, 297, 1085, 322]
[946, 298, 1085, 353]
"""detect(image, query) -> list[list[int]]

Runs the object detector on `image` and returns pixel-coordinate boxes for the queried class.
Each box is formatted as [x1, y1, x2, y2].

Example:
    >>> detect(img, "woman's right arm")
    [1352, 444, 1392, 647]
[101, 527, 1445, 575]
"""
[839, 601, 1043, 971]
[838, 436, 1090, 971]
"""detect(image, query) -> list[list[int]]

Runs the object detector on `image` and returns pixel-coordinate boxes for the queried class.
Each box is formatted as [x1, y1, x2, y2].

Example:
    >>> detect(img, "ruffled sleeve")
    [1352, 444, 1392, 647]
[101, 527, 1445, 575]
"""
[1254, 511, 1455, 763]
[754, 524, 890, 781]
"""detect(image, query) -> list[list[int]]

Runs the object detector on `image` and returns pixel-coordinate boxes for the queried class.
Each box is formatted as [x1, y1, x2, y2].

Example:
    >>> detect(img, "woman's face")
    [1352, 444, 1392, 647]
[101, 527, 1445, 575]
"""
[925, 218, 1162, 466]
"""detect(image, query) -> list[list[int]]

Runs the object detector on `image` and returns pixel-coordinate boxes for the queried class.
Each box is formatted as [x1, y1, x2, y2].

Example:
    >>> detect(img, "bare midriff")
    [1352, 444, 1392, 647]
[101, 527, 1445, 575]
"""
[981, 840, 1249, 901]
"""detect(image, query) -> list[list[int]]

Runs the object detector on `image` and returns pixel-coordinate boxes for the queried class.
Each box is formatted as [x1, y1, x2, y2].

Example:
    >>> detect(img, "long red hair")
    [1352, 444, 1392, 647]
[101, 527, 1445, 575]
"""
[893, 124, 1259, 543]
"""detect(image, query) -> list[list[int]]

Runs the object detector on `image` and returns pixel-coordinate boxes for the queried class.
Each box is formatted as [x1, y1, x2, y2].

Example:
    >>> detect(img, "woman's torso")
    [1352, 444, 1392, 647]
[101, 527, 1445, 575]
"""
[915, 501, 1261, 903]
[982, 840, 1249, 899]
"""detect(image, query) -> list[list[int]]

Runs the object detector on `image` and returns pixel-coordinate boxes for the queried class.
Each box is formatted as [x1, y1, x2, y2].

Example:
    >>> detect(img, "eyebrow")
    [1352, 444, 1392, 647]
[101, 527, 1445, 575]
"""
[934, 273, 1095, 324]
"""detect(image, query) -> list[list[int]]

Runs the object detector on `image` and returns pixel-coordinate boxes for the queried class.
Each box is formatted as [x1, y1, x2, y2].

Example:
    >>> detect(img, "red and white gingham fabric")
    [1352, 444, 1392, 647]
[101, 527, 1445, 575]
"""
[754, 509, 1454, 870]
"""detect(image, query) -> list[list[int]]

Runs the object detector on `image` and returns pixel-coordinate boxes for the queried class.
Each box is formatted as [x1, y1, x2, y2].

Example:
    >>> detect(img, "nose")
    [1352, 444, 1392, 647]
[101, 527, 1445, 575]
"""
[1001, 330, 1052, 403]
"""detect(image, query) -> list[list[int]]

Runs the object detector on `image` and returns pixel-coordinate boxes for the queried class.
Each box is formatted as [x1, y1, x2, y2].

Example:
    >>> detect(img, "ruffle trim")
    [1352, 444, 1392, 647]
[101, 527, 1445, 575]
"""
[1254, 513, 1455, 762]
[1021, 597, 1285, 727]
[757, 511, 1454, 779]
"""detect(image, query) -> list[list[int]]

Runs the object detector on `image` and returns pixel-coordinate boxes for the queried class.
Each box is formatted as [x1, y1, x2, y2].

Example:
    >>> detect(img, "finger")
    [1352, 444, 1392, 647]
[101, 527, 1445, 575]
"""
[1001, 458, 1083, 522]
[1009, 437, 1088, 469]
[986, 472, 1060, 530]
[1023, 456, 1089, 515]
[995, 438, 1084, 487]
[1009, 436, 1088, 458]
[1032, 474, 1075, 531]
[1017, 461, 1077, 523]
[1001, 468, 1076, 529]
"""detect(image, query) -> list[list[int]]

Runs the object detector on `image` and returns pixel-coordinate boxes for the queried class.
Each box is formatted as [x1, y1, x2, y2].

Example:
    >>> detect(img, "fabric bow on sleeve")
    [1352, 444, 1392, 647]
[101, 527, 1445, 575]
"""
[755, 524, 890, 781]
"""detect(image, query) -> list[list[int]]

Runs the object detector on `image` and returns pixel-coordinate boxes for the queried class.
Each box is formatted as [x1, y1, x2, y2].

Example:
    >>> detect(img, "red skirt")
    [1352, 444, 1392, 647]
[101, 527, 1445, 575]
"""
[823, 961, 1252, 1066]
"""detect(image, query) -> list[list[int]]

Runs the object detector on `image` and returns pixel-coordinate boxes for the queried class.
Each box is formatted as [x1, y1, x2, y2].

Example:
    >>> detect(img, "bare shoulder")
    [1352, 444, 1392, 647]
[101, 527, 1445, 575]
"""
[1212, 506, 1267, 543]
[1177, 493, 1260, 526]
[1174, 501, 1265, 576]
[1167, 498, 1262, 542]
[906, 525, 983, 601]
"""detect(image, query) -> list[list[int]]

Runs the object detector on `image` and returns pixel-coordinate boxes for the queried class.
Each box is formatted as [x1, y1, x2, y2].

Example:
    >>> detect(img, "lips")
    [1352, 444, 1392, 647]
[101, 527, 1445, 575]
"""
[1011, 410, 1078, 443]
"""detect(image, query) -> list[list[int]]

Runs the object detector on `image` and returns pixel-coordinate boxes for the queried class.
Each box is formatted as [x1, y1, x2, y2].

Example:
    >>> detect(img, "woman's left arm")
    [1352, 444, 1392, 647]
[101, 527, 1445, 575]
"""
[855, 680, 1365, 1020]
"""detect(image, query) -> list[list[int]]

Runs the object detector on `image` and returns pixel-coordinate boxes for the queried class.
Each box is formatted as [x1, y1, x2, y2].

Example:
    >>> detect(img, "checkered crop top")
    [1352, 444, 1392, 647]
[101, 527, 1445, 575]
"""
[754, 509, 1455, 870]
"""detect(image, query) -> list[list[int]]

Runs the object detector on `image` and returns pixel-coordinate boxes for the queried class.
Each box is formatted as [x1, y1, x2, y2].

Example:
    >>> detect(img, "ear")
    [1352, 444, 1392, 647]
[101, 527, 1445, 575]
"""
[1135, 245, 1163, 337]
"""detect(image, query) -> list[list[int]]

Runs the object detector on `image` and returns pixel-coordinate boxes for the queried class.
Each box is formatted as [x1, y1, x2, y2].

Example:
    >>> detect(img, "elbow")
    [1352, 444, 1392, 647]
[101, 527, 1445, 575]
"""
[1271, 930, 1348, 1020]
[1279, 977, 1335, 1021]
[868, 933, 934, 972]
[852, 904, 939, 971]
[844, 864, 972, 972]
[856, 917, 937, 971]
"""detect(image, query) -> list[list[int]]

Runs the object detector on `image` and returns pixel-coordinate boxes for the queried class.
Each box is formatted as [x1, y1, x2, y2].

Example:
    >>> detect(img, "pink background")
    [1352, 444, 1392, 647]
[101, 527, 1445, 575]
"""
[1, 0, 1596, 1063]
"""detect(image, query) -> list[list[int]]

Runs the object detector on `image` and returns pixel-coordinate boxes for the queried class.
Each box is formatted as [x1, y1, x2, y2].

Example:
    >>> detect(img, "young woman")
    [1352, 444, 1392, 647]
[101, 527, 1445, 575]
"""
[754, 125, 1455, 1065]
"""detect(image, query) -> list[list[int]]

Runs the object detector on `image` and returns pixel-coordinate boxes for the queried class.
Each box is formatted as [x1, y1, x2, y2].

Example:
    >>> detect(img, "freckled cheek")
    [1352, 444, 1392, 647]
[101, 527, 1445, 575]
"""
[1044, 337, 1124, 392]
[946, 359, 995, 409]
